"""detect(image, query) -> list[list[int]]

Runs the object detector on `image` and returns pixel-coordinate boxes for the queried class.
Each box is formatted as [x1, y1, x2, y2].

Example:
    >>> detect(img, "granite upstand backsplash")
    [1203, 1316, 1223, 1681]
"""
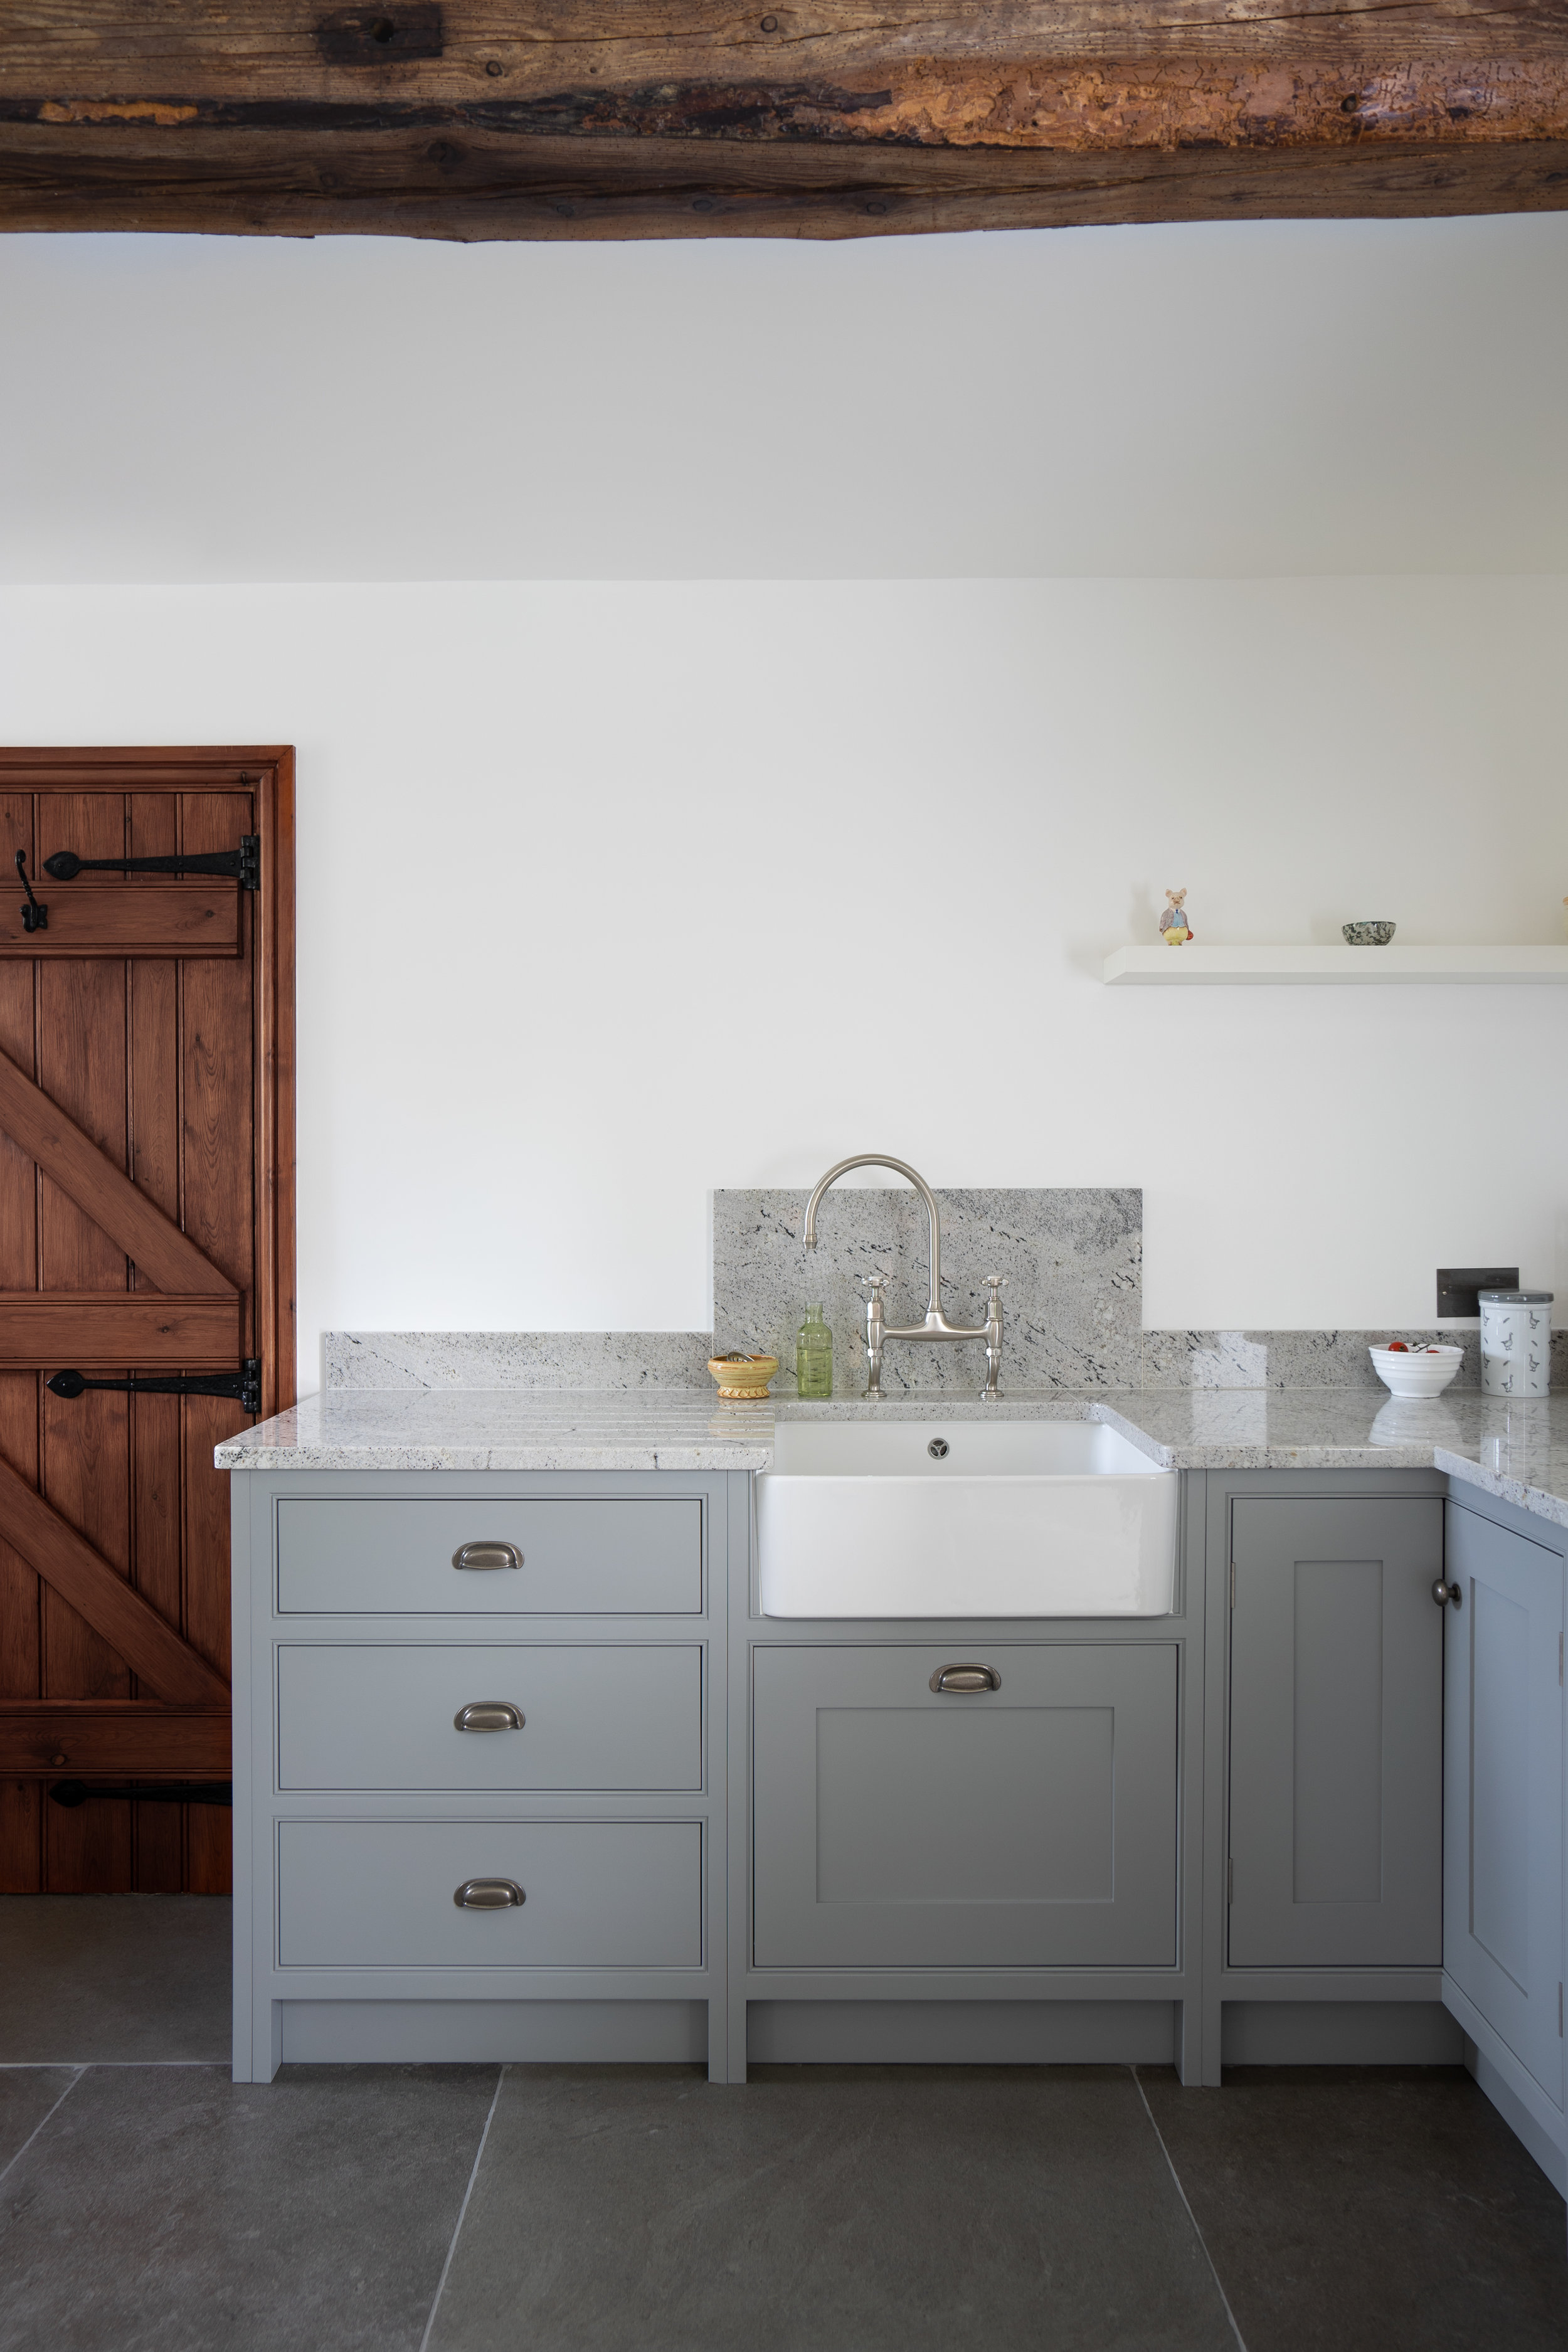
[324, 1185, 1550, 1394]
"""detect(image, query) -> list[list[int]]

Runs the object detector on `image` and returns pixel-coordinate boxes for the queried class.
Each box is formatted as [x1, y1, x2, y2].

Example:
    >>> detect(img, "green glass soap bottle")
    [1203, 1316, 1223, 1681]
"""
[796, 1303, 833, 1399]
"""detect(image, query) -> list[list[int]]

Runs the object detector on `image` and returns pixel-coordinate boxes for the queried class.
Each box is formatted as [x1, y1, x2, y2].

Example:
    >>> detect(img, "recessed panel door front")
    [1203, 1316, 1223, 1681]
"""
[1443, 1502, 1565, 2109]
[752, 1645, 1179, 1968]
[1227, 1496, 1443, 1967]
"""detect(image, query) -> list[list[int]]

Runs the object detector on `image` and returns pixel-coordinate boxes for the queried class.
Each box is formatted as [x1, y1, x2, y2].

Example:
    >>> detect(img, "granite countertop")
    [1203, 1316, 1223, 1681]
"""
[215, 1385, 1568, 1528]
[1113, 1389, 1568, 1528]
[213, 1387, 777, 1474]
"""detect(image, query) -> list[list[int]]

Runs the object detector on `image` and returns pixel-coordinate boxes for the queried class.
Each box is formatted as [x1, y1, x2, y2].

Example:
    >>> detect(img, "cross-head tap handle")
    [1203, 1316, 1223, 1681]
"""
[983, 1273, 1007, 1291]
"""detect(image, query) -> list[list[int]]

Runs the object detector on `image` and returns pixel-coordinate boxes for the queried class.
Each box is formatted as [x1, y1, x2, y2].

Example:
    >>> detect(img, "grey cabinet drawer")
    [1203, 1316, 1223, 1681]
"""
[753, 1644, 1179, 1969]
[277, 1645, 702, 1791]
[277, 1819, 703, 1969]
[275, 1497, 702, 1616]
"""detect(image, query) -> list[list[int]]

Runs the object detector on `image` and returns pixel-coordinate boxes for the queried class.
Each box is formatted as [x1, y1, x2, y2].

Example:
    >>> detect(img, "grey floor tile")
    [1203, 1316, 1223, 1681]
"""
[0, 2069, 80, 2175]
[430, 2062, 1237, 2352]
[0, 1895, 230, 2062]
[0, 2060, 499, 2352]
[1143, 2063, 1568, 2352]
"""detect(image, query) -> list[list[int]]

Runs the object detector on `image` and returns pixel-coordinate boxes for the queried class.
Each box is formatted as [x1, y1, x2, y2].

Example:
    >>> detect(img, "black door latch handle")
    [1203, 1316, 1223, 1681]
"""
[43, 835, 260, 892]
[48, 1361, 262, 1416]
[15, 851, 46, 933]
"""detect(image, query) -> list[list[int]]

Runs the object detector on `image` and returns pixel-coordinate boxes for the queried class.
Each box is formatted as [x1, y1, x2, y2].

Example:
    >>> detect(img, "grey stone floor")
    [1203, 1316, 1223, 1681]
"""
[1, 1899, 1564, 2352]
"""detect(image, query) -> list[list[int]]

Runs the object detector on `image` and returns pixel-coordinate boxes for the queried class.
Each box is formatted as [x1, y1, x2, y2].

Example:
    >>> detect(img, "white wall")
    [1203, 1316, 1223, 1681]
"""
[2, 216, 1567, 581]
[2, 575, 1563, 1390]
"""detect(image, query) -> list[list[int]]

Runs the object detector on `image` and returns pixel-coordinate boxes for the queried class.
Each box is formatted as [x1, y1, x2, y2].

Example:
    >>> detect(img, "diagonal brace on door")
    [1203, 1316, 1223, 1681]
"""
[0, 1043, 236, 1296]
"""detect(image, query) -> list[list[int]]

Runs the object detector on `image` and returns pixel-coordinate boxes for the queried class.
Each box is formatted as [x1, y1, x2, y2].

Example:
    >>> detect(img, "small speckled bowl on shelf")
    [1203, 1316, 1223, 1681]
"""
[1369, 1343, 1463, 1398]
[1342, 921, 1397, 945]
[707, 1353, 779, 1399]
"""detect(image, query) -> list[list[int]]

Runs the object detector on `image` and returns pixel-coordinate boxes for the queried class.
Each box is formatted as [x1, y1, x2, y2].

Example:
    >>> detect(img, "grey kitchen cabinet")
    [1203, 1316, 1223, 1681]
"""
[232, 1469, 737, 2085]
[1227, 1495, 1443, 1968]
[1442, 1499, 1565, 2122]
[752, 1643, 1179, 1969]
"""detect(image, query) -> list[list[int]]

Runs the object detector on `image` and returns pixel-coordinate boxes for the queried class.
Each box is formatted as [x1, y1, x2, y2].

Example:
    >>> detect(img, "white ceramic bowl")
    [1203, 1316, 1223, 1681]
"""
[1369, 1344, 1463, 1399]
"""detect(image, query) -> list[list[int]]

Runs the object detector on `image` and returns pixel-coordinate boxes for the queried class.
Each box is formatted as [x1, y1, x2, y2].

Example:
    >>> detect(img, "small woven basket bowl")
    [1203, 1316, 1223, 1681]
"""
[707, 1354, 779, 1399]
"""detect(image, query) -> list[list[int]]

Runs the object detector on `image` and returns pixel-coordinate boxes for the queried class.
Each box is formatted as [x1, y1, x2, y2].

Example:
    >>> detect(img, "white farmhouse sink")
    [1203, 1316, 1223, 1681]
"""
[756, 1418, 1178, 1618]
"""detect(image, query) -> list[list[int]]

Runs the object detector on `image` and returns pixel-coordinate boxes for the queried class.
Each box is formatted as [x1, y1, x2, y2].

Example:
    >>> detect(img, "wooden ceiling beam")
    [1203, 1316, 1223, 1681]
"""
[2, 4, 1565, 239]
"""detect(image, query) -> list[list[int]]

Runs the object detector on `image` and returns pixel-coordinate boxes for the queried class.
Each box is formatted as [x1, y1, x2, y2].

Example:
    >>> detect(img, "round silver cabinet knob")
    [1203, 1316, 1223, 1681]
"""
[1432, 1579, 1463, 1609]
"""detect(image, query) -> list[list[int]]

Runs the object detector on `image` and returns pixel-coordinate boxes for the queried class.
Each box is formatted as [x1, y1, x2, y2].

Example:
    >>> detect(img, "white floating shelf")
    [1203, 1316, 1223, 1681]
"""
[1103, 945, 1568, 987]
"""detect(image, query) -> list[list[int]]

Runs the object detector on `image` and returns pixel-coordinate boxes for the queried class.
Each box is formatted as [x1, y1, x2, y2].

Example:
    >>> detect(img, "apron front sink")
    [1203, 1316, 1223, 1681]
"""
[757, 1418, 1178, 1618]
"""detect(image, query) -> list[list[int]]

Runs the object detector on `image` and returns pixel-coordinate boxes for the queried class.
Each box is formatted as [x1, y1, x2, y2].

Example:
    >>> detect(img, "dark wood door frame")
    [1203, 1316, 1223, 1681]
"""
[0, 747, 294, 1846]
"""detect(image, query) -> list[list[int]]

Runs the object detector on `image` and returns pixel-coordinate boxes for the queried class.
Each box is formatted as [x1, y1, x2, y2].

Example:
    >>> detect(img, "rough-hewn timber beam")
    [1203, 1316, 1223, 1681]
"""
[2, 3, 1566, 238]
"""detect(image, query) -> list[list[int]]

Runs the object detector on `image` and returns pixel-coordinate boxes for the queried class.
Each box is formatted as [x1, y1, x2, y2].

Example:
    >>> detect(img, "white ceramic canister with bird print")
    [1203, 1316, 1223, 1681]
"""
[1478, 1288, 1553, 1397]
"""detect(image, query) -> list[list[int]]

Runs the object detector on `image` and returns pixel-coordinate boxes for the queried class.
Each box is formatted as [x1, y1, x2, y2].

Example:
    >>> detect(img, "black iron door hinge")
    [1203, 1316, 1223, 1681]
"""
[43, 835, 260, 892]
[49, 1779, 231, 1809]
[48, 1360, 262, 1416]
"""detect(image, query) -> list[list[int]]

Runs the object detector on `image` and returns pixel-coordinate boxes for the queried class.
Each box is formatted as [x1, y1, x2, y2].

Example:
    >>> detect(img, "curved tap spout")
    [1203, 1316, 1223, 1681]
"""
[803, 1153, 944, 1320]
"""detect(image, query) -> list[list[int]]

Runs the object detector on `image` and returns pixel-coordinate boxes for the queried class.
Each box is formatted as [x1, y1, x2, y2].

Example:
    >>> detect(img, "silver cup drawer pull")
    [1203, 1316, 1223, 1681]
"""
[453, 1878, 526, 1910]
[930, 1662, 1002, 1695]
[453, 1701, 524, 1734]
[452, 1541, 522, 1572]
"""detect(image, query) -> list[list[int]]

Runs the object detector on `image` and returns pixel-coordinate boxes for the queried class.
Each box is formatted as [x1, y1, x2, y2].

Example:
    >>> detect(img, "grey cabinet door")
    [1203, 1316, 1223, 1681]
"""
[1443, 1502, 1565, 2109]
[1228, 1497, 1443, 1968]
[753, 1644, 1179, 1969]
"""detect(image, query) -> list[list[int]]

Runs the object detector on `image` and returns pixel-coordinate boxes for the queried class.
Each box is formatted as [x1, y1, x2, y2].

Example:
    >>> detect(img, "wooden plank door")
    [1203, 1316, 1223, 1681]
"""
[0, 749, 294, 1895]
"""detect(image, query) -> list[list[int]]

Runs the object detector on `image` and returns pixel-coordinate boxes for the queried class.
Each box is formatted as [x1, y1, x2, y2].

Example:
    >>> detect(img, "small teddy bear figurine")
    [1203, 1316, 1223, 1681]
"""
[1158, 888, 1194, 945]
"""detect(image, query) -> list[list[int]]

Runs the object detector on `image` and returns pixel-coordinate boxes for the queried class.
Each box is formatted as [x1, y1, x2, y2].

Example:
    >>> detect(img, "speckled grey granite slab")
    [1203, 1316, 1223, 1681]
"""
[771, 1387, 1533, 1471]
[1433, 1399, 1568, 1532]
[775, 1387, 1568, 1508]
[220, 1384, 1568, 1530]
[1142, 1328, 1469, 1389]
[1142, 1327, 1568, 1389]
[1108, 1389, 1568, 1518]
[324, 1331, 713, 1391]
[324, 1320, 1559, 1397]
[712, 1187, 1143, 1395]
[216, 1389, 773, 1473]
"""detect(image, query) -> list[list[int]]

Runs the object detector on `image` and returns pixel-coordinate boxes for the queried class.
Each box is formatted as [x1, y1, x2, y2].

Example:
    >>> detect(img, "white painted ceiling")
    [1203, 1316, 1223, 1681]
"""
[2, 212, 1565, 581]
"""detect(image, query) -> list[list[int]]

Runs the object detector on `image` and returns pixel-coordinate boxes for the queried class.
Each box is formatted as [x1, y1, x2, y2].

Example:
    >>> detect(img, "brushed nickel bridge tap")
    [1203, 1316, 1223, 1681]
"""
[802, 1153, 1005, 1401]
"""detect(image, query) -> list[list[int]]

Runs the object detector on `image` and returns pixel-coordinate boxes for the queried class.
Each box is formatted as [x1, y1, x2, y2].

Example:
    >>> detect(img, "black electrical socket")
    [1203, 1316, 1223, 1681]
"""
[1436, 1266, 1519, 1318]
